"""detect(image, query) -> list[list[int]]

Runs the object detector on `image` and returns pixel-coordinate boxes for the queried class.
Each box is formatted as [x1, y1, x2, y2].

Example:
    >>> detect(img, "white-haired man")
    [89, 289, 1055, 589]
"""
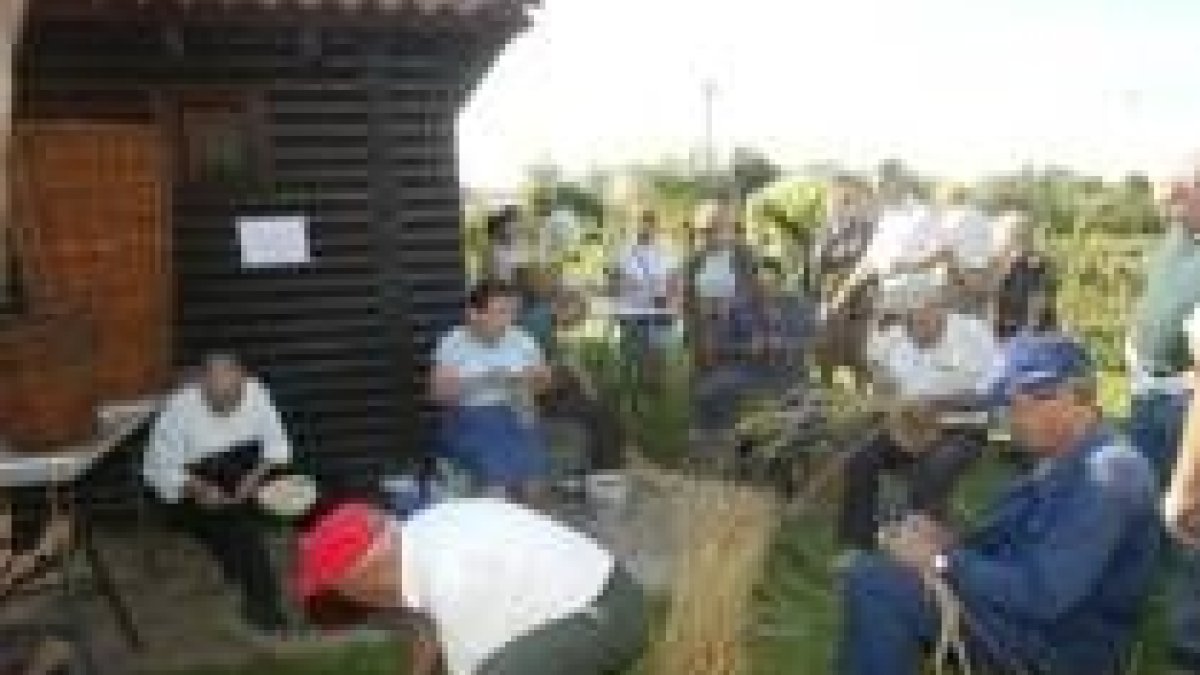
[838, 272, 1000, 549]
[143, 353, 292, 634]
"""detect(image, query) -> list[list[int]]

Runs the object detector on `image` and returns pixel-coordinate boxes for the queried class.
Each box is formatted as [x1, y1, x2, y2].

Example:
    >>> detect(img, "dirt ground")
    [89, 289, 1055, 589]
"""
[7, 476, 682, 674]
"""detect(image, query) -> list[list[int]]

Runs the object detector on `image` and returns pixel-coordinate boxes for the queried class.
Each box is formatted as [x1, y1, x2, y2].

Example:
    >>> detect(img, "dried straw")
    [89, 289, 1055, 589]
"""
[633, 460, 779, 675]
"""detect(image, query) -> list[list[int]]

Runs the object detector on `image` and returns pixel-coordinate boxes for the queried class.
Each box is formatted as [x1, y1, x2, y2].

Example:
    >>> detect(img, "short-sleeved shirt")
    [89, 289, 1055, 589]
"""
[867, 313, 1000, 402]
[1130, 225, 1200, 378]
[434, 326, 544, 408]
[399, 499, 614, 675]
[617, 243, 678, 312]
[694, 250, 738, 301]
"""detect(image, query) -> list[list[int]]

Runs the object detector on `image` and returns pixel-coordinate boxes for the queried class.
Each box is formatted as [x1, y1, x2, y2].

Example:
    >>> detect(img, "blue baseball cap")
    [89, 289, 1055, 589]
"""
[986, 335, 1095, 408]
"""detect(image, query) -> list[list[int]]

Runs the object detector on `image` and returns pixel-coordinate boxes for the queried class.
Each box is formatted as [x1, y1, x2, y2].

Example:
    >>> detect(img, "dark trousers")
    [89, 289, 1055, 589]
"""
[479, 565, 647, 675]
[165, 445, 286, 631]
[167, 500, 286, 631]
[838, 429, 984, 550]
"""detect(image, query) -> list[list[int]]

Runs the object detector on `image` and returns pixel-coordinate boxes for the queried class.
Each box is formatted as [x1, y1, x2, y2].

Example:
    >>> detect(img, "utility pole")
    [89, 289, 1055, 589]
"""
[702, 77, 716, 194]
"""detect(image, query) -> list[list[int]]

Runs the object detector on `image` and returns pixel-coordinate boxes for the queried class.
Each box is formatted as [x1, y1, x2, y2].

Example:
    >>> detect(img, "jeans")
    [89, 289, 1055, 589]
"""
[838, 553, 1051, 675]
[838, 429, 984, 550]
[1130, 391, 1190, 483]
[479, 566, 647, 675]
[838, 553, 938, 675]
[1129, 391, 1199, 665]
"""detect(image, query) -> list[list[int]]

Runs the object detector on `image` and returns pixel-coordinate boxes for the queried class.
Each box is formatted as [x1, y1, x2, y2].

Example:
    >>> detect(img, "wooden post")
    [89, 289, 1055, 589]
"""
[0, 0, 28, 307]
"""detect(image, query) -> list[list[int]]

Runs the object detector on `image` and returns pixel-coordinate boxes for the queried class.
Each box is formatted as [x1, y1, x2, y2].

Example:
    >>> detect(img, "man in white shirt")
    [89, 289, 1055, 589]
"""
[143, 353, 292, 633]
[838, 273, 1000, 549]
[432, 279, 551, 503]
[295, 499, 647, 675]
[935, 187, 1008, 317]
[614, 210, 681, 382]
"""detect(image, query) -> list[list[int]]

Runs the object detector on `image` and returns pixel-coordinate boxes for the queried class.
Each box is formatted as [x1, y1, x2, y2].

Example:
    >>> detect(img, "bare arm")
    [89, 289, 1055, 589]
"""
[1165, 375, 1200, 545]
[407, 616, 441, 675]
[430, 364, 462, 404]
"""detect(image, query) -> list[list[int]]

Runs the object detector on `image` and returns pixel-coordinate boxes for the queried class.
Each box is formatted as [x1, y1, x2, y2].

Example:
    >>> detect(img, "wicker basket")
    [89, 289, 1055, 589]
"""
[0, 312, 97, 450]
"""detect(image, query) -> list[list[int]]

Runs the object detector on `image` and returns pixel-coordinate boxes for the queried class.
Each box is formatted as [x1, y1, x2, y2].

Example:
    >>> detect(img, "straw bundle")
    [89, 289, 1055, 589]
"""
[635, 462, 779, 675]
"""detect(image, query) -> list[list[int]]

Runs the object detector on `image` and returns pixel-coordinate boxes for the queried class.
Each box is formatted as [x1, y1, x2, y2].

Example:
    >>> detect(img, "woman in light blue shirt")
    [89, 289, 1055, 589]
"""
[431, 279, 551, 503]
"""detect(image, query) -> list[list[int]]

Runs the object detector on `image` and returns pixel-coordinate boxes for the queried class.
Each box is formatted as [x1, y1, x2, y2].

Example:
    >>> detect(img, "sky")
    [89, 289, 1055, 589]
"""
[458, 0, 1200, 190]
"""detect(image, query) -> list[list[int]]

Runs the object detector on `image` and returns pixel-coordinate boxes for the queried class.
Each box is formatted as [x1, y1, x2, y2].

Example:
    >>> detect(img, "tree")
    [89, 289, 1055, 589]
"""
[731, 147, 782, 203]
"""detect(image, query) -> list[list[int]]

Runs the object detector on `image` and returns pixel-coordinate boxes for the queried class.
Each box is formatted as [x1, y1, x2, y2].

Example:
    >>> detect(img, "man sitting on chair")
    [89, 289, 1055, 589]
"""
[142, 352, 291, 635]
[839, 336, 1160, 675]
[432, 279, 552, 504]
[838, 271, 999, 550]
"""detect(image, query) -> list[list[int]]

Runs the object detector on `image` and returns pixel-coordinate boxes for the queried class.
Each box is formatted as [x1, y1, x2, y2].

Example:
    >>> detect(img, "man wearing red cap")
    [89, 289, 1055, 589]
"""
[296, 498, 647, 675]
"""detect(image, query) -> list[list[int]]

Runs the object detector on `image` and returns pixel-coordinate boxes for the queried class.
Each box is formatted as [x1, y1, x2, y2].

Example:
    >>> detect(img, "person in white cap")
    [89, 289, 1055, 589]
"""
[838, 271, 1000, 549]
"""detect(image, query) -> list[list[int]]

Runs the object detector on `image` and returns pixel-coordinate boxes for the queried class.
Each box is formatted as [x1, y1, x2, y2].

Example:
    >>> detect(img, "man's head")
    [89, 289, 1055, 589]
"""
[989, 336, 1100, 454]
[887, 272, 949, 346]
[1165, 153, 1200, 234]
[199, 353, 247, 416]
[295, 502, 403, 623]
[696, 201, 737, 246]
[467, 279, 521, 342]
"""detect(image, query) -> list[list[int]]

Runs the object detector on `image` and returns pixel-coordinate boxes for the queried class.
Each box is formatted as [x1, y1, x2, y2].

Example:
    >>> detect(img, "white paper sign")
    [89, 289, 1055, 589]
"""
[237, 215, 311, 267]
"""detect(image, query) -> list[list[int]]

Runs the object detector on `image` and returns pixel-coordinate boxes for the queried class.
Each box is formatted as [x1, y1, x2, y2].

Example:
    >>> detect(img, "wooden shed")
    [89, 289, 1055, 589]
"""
[1, 0, 533, 491]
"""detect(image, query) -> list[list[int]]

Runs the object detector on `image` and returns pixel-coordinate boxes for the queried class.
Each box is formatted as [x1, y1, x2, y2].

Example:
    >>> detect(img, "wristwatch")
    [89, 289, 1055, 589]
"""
[932, 553, 951, 575]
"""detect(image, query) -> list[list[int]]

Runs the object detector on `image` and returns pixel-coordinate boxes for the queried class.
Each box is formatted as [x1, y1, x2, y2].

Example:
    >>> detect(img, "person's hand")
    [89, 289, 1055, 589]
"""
[880, 514, 954, 573]
[188, 479, 231, 509]
[1167, 507, 1200, 549]
[233, 462, 276, 504]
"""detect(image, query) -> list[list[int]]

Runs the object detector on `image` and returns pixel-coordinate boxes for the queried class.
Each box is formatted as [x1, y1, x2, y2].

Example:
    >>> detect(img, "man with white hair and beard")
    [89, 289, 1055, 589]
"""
[143, 353, 292, 635]
[838, 271, 1000, 550]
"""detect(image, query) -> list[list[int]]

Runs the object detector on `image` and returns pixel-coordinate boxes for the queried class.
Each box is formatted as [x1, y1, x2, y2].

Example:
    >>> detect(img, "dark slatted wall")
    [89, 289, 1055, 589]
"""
[16, 21, 511, 500]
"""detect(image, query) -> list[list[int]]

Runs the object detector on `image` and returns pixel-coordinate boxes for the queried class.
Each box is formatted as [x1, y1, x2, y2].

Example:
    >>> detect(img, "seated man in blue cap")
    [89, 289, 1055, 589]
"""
[838, 335, 1161, 675]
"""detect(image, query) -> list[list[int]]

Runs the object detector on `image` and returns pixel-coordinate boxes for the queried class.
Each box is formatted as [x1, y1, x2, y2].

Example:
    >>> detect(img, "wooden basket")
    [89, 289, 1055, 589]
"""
[0, 311, 97, 450]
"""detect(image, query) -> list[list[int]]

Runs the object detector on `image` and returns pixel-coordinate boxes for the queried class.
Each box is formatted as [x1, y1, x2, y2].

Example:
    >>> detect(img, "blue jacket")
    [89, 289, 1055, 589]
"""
[946, 425, 1161, 673]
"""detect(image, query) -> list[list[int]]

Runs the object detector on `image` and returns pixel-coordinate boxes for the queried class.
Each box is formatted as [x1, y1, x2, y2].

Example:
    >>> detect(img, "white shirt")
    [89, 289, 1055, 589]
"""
[859, 201, 940, 276]
[143, 378, 291, 502]
[617, 242, 678, 312]
[694, 249, 738, 300]
[399, 499, 614, 675]
[433, 327, 544, 409]
[937, 205, 997, 270]
[867, 313, 1000, 401]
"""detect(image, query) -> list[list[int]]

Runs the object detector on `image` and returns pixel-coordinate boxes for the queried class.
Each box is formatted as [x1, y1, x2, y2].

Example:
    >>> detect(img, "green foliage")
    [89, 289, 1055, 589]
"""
[732, 147, 783, 201]
[745, 179, 827, 247]
[976, 169, 1164, 236]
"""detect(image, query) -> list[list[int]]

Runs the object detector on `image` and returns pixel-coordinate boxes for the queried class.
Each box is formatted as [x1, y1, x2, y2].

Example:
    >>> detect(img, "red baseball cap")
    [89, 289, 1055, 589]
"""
[294, 502, 383, 605]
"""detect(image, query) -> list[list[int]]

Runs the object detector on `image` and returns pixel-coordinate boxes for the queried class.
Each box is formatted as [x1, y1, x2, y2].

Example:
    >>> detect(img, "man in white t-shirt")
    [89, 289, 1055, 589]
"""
[143, 353, 293, 633]
[432, 279, 551, 502]
[935, 188, 1007, 316]
[838, 272, 1000, 549]
[296, 500, 647, 675]
[614, 210, 681, 380]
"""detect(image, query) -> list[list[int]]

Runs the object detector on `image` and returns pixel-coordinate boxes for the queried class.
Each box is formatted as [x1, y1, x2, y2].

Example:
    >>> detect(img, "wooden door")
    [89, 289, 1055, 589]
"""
[13, 122, 171, 400]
